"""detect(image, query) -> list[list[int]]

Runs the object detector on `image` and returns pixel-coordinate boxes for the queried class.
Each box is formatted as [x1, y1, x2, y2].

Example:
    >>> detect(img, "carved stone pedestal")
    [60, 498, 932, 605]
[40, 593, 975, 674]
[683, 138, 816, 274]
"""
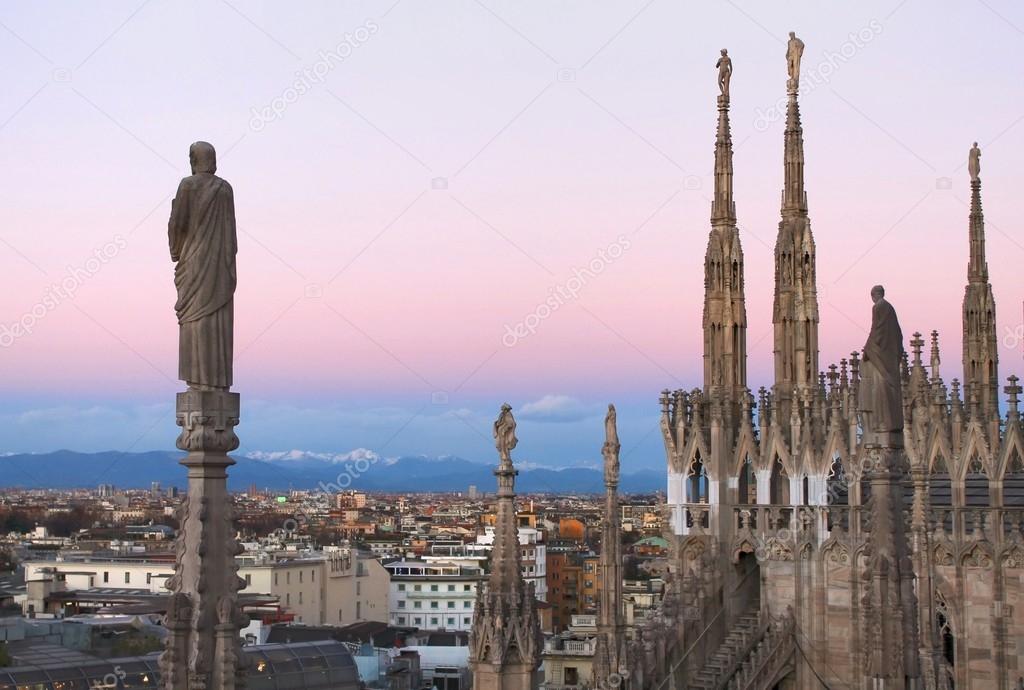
[860, 443, 921, 689]
[160, 389, 248, 690]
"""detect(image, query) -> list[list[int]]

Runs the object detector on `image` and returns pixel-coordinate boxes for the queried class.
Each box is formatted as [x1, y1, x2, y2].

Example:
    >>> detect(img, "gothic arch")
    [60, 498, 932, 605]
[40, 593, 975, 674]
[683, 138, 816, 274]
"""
[959, 542, 993, 570]
[685, 450, 709, 504]
[955, 429, 991, 481]
[769, 455, 790, 505]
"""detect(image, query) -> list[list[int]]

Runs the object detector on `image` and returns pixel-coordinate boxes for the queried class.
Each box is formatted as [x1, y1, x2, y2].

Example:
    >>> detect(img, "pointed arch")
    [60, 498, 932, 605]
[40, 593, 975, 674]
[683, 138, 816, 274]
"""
[769, 455, 790, 505]
[826, 451, 849, 506]
[686, 449, 709, 504]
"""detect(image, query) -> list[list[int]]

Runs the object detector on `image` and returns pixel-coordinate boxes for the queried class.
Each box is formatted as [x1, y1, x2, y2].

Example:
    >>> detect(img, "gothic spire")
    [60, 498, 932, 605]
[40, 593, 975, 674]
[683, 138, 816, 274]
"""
[595, 405, 625, 684]
[962, 142, 999, 417]
[469, 405, 542, 690]
[703, 49, 747, 402]
[772, 32, 819, 415]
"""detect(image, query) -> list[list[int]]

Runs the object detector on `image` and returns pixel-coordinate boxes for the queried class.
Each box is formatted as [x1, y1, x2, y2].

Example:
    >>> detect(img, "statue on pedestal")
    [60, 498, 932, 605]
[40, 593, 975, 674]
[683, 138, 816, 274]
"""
[786, 31, 804, 90]
[860, 285, 905, 442]
[169, 141, 238, 391]
[493, 403, 517, 463]
[968, 141, 981, 182]
[716, 49, 732, 97]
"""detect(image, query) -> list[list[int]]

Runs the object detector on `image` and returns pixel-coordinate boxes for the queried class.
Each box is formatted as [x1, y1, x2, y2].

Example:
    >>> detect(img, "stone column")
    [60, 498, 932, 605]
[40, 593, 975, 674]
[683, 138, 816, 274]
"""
[160, 389, 248, 690]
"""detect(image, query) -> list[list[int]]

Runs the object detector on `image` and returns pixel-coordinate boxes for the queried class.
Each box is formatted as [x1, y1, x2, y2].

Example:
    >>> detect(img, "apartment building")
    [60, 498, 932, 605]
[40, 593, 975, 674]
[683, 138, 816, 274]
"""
[383, 560, 481, 632]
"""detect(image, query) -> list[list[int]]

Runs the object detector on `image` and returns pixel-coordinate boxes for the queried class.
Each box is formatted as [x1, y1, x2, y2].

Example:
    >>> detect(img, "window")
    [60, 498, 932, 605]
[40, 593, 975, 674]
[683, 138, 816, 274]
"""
[430, 584, 438, 592]
[311, 570, 315, 582]
[430, 601, 439, 609]
[447, 617, 455, 626]
[286, 572, 291, 585]
[414, 617, 422, 625]
[339, 608, 344, 621]
[124, 572, 130, 584]
[146, 573, 152, 584]
[464, 617, 471, 625]
[398, 584, 406, 592]
[448, 602, 455, 609]
[356, 581, 361, 595]
[398, 600, 406, 608]
[430, 617, 438, 626]
[398, 616, 406, 625]
[356, 601, 361, 619]
[414, 584, 421, 592]
[464, 584, 471, 591]
[464, 601, 471, 608]
[299, 571, 303, 583]
[448, 584, 455, 591]
[103, 571, 109, 583]
[245, 574, 252, 586]
[414, 601, 422, 609]
[274, 573, 278, 586]
[286, 593, 290, 605]
[299, 592, 303, 604]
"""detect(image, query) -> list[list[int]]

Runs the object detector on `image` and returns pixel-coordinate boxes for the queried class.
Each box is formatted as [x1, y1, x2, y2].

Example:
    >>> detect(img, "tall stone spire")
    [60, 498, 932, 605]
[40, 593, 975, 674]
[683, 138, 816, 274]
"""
[594, 405, 625, 687]
[772, 32, 819, 417]
[962, 142, 999, 417]
[703, 48, 747, 402]
[470, 405, 542, 690]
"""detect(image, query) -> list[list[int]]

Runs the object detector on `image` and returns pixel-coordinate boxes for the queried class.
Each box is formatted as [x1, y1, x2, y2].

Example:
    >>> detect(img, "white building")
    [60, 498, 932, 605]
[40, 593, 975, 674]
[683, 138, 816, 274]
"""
[473, 526, 547, 602]
[383, 560, 481, 632]
[22, 547, 389, 626]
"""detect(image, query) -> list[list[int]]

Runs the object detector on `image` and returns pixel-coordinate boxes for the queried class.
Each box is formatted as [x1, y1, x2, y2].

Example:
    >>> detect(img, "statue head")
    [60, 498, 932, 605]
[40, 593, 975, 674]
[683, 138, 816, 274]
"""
[789, 31, 796, 39]
[871, 285, 885, 303]
[720, 48, 728, 56]
[189, 141, 217, 175]
[973, 141, 978, 148]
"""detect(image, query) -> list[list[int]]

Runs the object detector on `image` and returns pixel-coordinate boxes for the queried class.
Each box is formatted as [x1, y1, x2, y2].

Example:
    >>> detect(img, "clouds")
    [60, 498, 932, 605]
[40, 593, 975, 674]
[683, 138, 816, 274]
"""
[516, 394, 601, 423]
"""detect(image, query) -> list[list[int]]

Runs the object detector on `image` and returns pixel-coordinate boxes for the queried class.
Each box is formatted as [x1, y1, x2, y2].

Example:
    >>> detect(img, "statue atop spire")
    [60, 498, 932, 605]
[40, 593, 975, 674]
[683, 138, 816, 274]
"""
[603, 404, 620, 487]
[470, 405, 541, 690]
[716, 48, 732, 98]
[703, 48, 747, 403]
[968, 141, 981, 182]
[786, 31, 805, 93]
[962, 142, 999, 417]
[773, 33, 819, 416]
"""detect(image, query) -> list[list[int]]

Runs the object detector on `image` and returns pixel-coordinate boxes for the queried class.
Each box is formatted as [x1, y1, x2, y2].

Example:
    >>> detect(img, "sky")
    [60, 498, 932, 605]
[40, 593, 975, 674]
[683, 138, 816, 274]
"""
[1, 0, 1023, 473]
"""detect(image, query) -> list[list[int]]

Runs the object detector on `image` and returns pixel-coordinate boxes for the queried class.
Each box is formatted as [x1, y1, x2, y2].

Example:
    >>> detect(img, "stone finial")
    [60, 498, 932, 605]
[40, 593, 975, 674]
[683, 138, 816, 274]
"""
[910, 332, 924, 366]
[929, 330, 941, 381]
[1005, 375, 1021, 420]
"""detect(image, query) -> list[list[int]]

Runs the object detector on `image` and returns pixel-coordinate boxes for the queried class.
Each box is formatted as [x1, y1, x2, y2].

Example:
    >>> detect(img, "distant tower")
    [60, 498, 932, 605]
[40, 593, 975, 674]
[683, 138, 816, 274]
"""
[961, 143, 999, 417]
[772, 41, 819, 419]
[594, 406, 626, 686]
[703, 59, 748, 405]
[469, 405, 542, 690]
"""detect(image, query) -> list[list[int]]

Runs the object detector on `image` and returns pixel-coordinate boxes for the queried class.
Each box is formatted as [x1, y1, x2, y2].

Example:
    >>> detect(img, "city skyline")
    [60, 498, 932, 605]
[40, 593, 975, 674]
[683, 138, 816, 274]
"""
[2, 1, 1023, 469]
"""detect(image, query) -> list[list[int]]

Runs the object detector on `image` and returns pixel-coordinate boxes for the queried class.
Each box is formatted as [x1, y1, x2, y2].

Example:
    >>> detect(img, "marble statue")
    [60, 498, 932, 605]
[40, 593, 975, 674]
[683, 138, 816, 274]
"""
[860, 285, 905, 437]
[169, 142, 237, 390]
[786, 31, 805, 88]
[494, 403, 517, 462]
[968, 142, 981, 182]
[603, 404, 620, 485]
[716, 49, 732, 97]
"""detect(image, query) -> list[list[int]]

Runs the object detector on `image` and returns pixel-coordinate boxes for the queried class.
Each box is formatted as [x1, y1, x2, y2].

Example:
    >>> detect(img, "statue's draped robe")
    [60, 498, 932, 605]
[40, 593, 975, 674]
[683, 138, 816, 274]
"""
[861, 297, 904, 434]
[169, 173, 237, 389]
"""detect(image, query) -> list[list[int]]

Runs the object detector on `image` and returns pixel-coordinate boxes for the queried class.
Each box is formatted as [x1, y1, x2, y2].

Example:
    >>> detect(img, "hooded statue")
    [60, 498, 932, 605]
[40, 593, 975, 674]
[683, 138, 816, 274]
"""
[168, 142, 237, 390]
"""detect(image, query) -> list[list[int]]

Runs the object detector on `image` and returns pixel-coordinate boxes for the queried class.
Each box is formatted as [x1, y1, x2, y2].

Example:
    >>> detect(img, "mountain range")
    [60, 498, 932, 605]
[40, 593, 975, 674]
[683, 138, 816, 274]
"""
[0, 450, 664, 493]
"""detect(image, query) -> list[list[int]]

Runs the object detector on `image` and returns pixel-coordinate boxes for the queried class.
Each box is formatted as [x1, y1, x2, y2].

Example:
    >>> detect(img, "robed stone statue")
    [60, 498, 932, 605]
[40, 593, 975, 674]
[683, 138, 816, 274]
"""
[494, 403, 517, 463]
[968, 142, 981, 182]
[603, 404, 620, 486]
[169, 142, 237, 390]
[860, 285, 905, 441]
[786, 31, 804, 88]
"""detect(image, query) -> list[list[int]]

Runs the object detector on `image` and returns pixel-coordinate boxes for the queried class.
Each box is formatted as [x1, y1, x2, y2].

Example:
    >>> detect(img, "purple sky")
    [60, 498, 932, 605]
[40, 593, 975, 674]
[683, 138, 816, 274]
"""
[1, 1, 1022, 470]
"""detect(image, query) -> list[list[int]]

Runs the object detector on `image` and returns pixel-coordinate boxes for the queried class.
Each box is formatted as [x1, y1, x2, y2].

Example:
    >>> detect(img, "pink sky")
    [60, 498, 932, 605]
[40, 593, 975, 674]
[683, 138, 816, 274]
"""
[0, 1, 1022, 465]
